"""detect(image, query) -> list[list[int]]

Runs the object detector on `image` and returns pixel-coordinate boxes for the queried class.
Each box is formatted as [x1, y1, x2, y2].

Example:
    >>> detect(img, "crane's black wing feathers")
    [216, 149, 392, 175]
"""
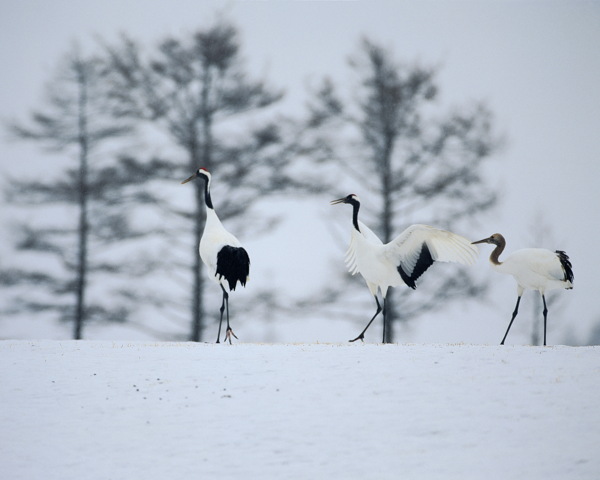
[397, 243, 434, 290]
[216, 246, 250, 291]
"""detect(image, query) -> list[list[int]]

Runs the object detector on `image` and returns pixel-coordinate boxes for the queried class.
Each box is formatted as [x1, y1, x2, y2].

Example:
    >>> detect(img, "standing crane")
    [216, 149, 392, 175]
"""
[331, 194, 478, 343]
[472, 233, 573, 346]
[182, 168, 250, 344]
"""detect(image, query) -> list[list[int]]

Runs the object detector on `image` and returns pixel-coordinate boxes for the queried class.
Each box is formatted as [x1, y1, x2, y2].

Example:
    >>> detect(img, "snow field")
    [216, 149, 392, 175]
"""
[1, 341, 599, 479]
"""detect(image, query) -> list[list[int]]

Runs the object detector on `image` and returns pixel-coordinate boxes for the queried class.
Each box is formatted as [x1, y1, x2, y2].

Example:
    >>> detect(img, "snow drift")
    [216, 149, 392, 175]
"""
[1, 341, 598, 479]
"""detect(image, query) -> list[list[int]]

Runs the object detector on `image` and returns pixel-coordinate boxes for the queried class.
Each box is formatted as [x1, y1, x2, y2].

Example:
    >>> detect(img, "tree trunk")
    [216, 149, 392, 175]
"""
[380, 134, 396, 343]
[190, 189, 205, 342]
[74, 65, 89, 340]
[189, 69, 214, 342]
[189, 136, 206, 342]
[383, 291, 398, 343]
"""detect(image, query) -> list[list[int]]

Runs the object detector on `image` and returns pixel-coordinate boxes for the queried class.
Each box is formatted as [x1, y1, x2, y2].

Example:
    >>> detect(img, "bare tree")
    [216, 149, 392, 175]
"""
[102, 21, 300, 341]
[3, 45, 140, 339]
[307, 38, 501, 342]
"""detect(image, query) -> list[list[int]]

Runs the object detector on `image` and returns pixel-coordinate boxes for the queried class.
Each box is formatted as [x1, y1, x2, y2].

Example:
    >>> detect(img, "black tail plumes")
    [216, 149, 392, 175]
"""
[216, 245, 250, 291]
[555, 250, 574, 285]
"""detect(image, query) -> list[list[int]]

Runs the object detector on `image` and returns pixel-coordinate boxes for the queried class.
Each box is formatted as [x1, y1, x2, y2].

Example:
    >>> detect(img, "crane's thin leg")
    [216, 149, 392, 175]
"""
[542, 294, 548, 346]
[350, 296, 382, 343]
[216, 287, 226, 344]
[221, 284, 238, 344]
[501, 296, 521, 345]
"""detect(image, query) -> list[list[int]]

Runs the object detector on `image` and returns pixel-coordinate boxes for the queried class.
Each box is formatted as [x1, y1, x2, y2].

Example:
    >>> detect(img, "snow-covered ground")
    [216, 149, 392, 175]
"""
[1, 341, 599, 480]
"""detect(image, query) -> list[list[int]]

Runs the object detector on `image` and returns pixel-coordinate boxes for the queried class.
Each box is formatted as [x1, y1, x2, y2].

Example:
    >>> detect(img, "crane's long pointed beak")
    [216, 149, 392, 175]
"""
[330, 198, 346, 205]
[471, 237, 490, 245]
[181, 173, 196, 184]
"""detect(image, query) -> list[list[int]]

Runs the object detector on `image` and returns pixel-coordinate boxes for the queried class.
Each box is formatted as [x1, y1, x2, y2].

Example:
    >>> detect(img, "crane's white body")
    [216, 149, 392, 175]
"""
[332, 193, 479, 343]
[182, 167, 250, 343]
[472, 232, 573, 346]
[200, 208, 244, 292]
[346, 222, 478, 297]
[491, 248, 573, 296]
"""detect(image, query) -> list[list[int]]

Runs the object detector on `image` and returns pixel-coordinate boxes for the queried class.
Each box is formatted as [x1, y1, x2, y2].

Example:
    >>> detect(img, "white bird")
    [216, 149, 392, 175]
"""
[472, 233, 574, 346]
[182, 168, 250, 344]
[331, 194, 479, 343]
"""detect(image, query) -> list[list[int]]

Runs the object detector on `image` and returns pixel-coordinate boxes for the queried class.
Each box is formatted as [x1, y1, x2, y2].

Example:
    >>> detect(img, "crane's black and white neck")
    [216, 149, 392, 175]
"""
[182, 168, 250, 344]
[331, 194, 361, 232]
[182, 167, 214, 209]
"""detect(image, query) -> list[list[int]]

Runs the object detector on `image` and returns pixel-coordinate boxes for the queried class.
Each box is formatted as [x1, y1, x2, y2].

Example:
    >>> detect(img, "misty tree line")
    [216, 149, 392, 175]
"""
[1, 19, 501, 342]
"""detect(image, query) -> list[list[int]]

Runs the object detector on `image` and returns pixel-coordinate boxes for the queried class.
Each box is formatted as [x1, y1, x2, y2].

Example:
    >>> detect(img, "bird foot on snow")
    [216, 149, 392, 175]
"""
[349, 334, 364, 343]
[224, 328, 238, 344]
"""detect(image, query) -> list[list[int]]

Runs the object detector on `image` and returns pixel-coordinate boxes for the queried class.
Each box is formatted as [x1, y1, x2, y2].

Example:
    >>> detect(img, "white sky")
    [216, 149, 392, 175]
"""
[1, 0, 599, 344]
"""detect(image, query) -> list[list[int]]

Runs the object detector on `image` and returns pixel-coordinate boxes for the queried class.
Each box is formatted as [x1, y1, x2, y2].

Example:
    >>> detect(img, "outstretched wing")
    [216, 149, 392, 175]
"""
[383, 224, 478, 289]
[357, 220, 383, 245]
[345, 220, 383, 275]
